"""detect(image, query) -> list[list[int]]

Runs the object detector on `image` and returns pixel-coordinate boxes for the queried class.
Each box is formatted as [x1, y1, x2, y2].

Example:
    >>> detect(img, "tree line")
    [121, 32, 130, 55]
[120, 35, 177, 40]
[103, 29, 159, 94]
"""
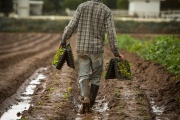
[42, 0, 180, 14]
[42, 0, 128, 14]
[0, 0, 180, 16]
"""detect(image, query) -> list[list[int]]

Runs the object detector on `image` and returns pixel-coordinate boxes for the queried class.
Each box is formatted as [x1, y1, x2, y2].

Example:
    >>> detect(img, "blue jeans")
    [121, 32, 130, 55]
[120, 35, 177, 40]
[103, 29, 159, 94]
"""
[77, 53, 103, 97]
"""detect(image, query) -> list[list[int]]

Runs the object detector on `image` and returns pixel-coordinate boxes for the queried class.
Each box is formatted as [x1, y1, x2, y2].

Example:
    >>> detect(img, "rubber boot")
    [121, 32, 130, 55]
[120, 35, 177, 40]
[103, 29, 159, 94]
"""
[90, 84, 99, 108]
[79, 80, 88, 97]
[78, 80, 90, 114]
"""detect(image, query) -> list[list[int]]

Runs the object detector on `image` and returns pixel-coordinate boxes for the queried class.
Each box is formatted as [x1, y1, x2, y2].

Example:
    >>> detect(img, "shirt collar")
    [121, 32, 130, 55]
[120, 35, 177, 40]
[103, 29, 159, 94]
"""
[91, 0, 103, 3]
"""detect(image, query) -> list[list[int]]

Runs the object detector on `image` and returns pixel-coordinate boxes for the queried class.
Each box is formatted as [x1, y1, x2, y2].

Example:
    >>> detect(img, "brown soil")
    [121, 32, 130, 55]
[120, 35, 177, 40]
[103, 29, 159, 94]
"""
[0, 33, 179, 120]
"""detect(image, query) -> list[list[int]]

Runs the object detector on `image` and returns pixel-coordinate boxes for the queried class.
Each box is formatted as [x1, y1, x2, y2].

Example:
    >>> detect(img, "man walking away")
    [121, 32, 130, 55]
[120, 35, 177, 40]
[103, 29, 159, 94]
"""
[60, 0, 124, 114]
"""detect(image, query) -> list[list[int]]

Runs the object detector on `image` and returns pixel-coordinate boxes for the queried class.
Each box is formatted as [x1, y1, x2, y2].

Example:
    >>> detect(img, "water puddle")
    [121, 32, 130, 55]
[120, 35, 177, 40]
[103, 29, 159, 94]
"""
[0, 67, 47, 120]
[74, 96, 109, 120]
[149, 98, 167, 120]
[150, 98, 165, 115]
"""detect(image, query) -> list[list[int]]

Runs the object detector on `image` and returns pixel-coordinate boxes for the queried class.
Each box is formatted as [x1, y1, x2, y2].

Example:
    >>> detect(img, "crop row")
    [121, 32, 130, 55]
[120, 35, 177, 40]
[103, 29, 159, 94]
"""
[0, 17, 180, 33]
[115, 35, 180, 76]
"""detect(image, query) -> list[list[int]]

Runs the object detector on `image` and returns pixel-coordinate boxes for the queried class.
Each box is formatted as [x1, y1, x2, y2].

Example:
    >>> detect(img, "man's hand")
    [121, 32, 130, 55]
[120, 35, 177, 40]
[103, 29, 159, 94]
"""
[119, 54, 124, 60]
[60, 42, 66, 48]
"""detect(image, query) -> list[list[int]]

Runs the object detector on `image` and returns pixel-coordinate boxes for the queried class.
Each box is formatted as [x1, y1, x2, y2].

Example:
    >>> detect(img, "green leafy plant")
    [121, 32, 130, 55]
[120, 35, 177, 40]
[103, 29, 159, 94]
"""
[176, 98, 180, 103]
[67, 79, 71, 85]
[114, 88, 121, 97]
[51, 47, 64, 66]
[21, 117, 27, 120]
[137, 96, 142, 104]
[117, 34, 180, 76]
[67, 87, 71, 93]
[134, 87, 140, 94]
[38, 100, 42, 105]
[117, 60, 131, 79]
[105, 58, 131, 79]
[63, 93, 68, 100]
[118, 100, 124, 109]
[49, 87, 54, 93]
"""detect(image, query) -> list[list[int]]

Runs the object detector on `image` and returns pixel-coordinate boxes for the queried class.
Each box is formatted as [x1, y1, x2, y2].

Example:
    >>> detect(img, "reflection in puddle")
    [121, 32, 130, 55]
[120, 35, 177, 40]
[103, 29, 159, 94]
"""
[0, 68, 47, 120]
[93, 97, 109, 113]
[1, 102, 30, 120]
[150, 98, 166, 120]
[151, 100, 164, 115]
[74, 96, 109, 120]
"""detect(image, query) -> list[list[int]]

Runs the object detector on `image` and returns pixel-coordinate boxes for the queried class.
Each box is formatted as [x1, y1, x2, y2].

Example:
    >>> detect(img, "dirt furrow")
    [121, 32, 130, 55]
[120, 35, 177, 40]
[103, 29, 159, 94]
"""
[0, 33, 60, 106]
[0, 33, 32, 46]
[0, 43, 59, 105]
[0, 34, 47, 55]
[0, 34, 60, 69]
[0, 33, 179, 120]
[123, 50, 180, 119]
[21, 35, 152, 120]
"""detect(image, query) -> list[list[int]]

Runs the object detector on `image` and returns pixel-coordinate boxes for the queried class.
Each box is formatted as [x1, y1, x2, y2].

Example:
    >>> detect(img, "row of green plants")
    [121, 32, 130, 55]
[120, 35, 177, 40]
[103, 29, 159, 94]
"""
[0, 17, 180, 33]
[0, 17, 69, 32]
[116, 34, 180, 76]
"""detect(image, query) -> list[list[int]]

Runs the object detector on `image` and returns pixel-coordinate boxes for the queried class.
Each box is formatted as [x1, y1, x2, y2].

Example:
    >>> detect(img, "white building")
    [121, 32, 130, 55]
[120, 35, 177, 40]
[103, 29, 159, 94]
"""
[128, 0, 165, 18]
[13, 0, 43, 18]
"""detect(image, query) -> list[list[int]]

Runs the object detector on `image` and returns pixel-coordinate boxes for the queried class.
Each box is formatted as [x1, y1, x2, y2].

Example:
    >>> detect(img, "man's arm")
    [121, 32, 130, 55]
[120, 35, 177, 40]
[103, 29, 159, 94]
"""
[104, 11, 120, 57]
[60, 6, 81, 46]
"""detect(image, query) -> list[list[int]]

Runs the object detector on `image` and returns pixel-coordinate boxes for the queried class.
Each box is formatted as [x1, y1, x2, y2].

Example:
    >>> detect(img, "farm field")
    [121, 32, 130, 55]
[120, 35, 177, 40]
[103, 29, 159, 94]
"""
[0, 33, 179, 120]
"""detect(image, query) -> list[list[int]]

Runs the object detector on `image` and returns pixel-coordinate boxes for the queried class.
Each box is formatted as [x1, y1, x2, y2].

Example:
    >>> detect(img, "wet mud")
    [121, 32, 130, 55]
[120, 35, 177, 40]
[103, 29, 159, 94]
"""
[0, 33, 179, 120]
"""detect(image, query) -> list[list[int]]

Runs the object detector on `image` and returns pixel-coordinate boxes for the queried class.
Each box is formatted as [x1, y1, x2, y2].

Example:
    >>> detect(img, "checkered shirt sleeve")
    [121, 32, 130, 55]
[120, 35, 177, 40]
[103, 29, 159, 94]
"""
[61, 1, 120, 57]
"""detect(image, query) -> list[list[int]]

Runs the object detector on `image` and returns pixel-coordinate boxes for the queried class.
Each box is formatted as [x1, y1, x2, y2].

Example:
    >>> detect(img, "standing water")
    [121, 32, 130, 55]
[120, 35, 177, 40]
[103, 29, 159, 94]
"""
[0, 67, 47, 120]
[74, 96, 109, 120]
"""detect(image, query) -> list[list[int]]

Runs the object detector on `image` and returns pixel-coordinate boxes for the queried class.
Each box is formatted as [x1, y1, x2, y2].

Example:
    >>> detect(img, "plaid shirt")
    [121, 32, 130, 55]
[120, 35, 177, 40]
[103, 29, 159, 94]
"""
[61, 0, 120, 57]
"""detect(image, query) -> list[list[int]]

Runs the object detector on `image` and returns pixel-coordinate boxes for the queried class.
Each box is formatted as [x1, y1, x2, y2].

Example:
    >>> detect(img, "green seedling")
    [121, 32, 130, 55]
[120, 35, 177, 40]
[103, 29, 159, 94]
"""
[54, 79, 58, 85]
[63, 93, 68, 100]
[137, 96, 142, 103]
[33, 108, 36, 111]
[54, 110, 58, 113]
[134, 87, 140, 94]
[138, 109, 149, 119]
[38, 101, 42, 105]
[51, 47, 64, 66]
[55, 71, 58, 76]
[103, 71, 107, 78]
[117, 60, 131, 79]
[114, 88, 121, 97]
[67, 87, 71, 93]
[46, 93, 50, 98]
[21, 116, 27, 120]
[143, 116, 149, 120]
[176, 98, 180, 103]
[49, 87, 54, 93]
[68, 79, 71, 85]
[118, 100, 123, 109]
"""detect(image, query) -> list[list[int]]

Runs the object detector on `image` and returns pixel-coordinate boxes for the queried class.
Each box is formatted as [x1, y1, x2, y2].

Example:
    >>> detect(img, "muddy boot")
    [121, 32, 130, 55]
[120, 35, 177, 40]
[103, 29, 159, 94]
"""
[78, 97, 90, 114]
[90, 84, 99, 108]
[78, 80, 91, 114]
[79, 80, 89, 98]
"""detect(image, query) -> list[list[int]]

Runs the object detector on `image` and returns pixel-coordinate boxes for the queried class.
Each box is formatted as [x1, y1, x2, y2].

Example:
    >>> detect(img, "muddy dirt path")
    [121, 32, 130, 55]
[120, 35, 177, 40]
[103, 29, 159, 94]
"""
[0, 34, 179, 120]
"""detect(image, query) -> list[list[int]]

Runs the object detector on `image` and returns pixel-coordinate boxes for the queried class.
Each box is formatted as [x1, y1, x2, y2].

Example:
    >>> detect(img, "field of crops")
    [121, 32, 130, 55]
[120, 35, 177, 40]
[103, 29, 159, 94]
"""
[116, 34, 180, 76]
[0, 33, 179, 120]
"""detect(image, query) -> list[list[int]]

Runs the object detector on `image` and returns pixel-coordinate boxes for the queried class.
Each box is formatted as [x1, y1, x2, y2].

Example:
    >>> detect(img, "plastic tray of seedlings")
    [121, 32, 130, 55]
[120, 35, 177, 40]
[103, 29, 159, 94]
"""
[105, 57, 131, 80]
[52, 43, 75, 70]
[66, 43, 75, 69]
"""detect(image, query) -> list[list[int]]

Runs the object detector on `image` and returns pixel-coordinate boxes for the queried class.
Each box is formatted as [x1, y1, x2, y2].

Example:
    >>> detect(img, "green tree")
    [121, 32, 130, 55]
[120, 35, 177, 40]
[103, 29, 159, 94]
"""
[102, 0, 108, 6]
[106, 0, 117, 9]
[43, 0, 64, 14]
[0, 0, 13, 16]
[161, 0, 180, 10]
[117, 0, 128, 10]
[62, 0, 82, 10]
